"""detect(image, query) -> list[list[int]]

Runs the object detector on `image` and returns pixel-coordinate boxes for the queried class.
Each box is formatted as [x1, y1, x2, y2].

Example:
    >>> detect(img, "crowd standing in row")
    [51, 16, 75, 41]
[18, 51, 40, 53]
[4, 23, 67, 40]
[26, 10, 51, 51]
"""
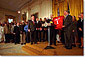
[0, 10, 83, 49]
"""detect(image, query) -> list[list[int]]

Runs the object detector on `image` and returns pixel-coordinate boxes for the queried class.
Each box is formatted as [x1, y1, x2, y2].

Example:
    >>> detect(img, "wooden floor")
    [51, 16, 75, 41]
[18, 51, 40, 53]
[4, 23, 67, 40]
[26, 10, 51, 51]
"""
[22, 42, 83, 56]
[0, 43, 29, 56]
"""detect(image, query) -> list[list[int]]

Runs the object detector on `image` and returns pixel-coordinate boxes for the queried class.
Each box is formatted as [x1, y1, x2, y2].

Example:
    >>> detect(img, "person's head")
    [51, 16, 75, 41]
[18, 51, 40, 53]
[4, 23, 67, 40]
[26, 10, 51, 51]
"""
[50, 14, 54, 19]
[64, 10, 69, 16]
[21, 21, 24, 25]
[40, 18, 42, 21]
[5, 23, 7, 26]
[44, 18, 47, 21]
[1, 24, 2, 26]
[72, 16, 77, 22]
[78, 14, 81, 18]
[31, 15, 35, 21]
[17, 23, 19, 26]
[80, 12, 83, 19]
[36, 18, 39, 21]
[25, 22, 28, 25]
[2, 24, 4, 27]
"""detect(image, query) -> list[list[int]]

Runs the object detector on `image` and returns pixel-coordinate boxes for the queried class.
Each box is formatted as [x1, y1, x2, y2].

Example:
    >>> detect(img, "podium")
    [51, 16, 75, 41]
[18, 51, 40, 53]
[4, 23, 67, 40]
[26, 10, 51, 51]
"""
[44, 24, 55, 49]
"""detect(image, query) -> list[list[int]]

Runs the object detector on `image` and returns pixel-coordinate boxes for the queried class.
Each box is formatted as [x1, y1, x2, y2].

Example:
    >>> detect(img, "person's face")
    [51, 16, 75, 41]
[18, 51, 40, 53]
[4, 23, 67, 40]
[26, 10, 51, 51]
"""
[17, 23, 19, 26]
[22, 22, 24, 25]
[72, 16, 75, 21]
[36, 18, 39, 21]
[40, 19, 42, 21]
[44, 18, 46, 21]
[50, 14, 54, 19]
[5, 24, 7, 26]
[78, 15, 81, 18]
[81, 14, 83, 19]
[64, 11, 68, 16]
[31, 16, 35, 21]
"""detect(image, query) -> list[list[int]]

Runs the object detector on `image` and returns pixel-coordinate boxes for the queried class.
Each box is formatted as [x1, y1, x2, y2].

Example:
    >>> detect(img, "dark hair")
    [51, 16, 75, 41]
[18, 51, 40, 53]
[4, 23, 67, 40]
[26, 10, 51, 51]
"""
[44, 18, 46, 19]
[36, 17, 39, 19]
[65, 10, 70, 14]
[81, 12, 83, 14]
[40, 18, 42, 19]
[73, 16, 77, 22]
[31, 15, 34, 17]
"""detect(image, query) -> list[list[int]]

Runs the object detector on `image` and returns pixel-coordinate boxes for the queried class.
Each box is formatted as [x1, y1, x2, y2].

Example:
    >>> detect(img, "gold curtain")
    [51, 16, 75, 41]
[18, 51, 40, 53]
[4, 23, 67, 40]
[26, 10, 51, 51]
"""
[52, 0, 83, 20]
[69, 0, 83, 20]
[52, 0, 68, 17]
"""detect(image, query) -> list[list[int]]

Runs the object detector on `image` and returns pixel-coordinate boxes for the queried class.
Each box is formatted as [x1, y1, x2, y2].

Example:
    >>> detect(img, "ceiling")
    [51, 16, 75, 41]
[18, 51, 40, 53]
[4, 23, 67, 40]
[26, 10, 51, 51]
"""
[0, 0, 32, 11]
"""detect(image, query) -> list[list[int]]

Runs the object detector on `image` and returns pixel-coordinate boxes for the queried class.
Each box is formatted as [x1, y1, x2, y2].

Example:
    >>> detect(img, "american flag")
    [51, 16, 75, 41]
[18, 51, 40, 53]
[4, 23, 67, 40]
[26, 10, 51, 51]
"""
[67, 0, 70, 13]
[57, 8, 60, 16]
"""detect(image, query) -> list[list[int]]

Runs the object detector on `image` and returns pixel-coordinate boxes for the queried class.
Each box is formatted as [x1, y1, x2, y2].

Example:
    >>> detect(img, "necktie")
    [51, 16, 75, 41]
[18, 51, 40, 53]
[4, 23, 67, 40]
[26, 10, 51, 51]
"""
[33, 21, 35, 25]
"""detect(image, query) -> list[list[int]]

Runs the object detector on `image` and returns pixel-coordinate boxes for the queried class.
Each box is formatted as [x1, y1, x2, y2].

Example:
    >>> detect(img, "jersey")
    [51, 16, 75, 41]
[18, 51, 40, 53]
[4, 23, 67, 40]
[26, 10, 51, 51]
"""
[53, 16, 64, 29]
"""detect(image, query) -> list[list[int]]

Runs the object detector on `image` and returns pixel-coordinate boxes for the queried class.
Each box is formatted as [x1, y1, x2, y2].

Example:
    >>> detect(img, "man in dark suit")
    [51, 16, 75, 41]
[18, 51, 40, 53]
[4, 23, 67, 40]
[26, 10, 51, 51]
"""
[42, 18, 48, 42]
[28, 16, 37, 45]
[62, 10, 73, 49]
[13, 23, 20, 44]
[38, 18, 43, 42]
[77, 12, 83, 48]
[19, 22, 26, 45]
[35, 18, 40, 42]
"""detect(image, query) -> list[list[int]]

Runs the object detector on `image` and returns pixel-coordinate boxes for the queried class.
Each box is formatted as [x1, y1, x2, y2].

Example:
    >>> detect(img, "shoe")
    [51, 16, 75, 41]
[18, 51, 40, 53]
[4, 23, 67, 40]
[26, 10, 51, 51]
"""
[15, 43, 17, 45]
[21, 43, 23, 45]
[24, 43, 26, 45]
[79, 46, 81, 48]
[55, 45, 57, 46]
[34, 43, 37, 44]
[72, 44, 76, 47]
[64, 46, 68, 48]
[31, 42, 33, 45]
[66, 47, 72, 49]
[57, 41, 60, 43]
[54, 44, 57, 46]
[50, 43, 52, 45]
[79, 46, 83, 48]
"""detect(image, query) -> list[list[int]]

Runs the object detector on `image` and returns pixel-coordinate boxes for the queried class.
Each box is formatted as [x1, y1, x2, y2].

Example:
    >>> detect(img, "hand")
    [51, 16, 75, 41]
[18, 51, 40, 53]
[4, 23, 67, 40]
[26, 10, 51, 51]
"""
[72, 30, 74, 32]
[40, 28, 42, 31]
[20, 31, 22, 33]
[38, 28, 39, 30]
[13, 33, 15, 34]
[28, 29, 30, 32]
[62, 25, 65, 28]
[36, 28, 38, 30]
[79, 28, 82, 31]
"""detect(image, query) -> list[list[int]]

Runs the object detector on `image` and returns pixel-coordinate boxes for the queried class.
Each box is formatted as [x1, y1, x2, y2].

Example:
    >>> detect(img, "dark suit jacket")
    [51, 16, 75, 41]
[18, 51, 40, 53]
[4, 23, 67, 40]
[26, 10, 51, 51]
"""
[28, 20, 36, 31]
[19, 24, 25, 33]
[38, 21, 43, 28]
[77, 19, 83, 33]
[35, 21, 40, 28]
[14, 26, 20, 35]
[63, 15, 72, 32]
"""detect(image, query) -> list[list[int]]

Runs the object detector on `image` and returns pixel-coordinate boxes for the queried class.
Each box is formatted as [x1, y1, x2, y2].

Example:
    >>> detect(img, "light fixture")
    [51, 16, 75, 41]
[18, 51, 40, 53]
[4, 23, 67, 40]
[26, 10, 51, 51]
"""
[18, 11, 20, 13]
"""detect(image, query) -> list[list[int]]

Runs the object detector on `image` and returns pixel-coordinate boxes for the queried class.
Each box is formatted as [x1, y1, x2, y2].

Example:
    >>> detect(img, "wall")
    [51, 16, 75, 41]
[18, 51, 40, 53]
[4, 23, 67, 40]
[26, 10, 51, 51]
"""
[0, 7, 18, 23]
[21, 0, 52, 21]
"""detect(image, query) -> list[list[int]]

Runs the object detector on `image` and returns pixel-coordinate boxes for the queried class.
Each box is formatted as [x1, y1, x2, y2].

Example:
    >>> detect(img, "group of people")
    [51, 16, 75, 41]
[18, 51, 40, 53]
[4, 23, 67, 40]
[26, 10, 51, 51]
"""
[0, 10, 83, 49]
[62, 11, 83, 49]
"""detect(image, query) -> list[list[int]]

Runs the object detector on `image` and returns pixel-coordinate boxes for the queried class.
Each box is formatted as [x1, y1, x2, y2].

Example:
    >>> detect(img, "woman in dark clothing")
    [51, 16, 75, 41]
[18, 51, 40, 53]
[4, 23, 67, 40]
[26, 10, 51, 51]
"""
[13, 23, 20, 44]
[72, 16, 78, 47]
